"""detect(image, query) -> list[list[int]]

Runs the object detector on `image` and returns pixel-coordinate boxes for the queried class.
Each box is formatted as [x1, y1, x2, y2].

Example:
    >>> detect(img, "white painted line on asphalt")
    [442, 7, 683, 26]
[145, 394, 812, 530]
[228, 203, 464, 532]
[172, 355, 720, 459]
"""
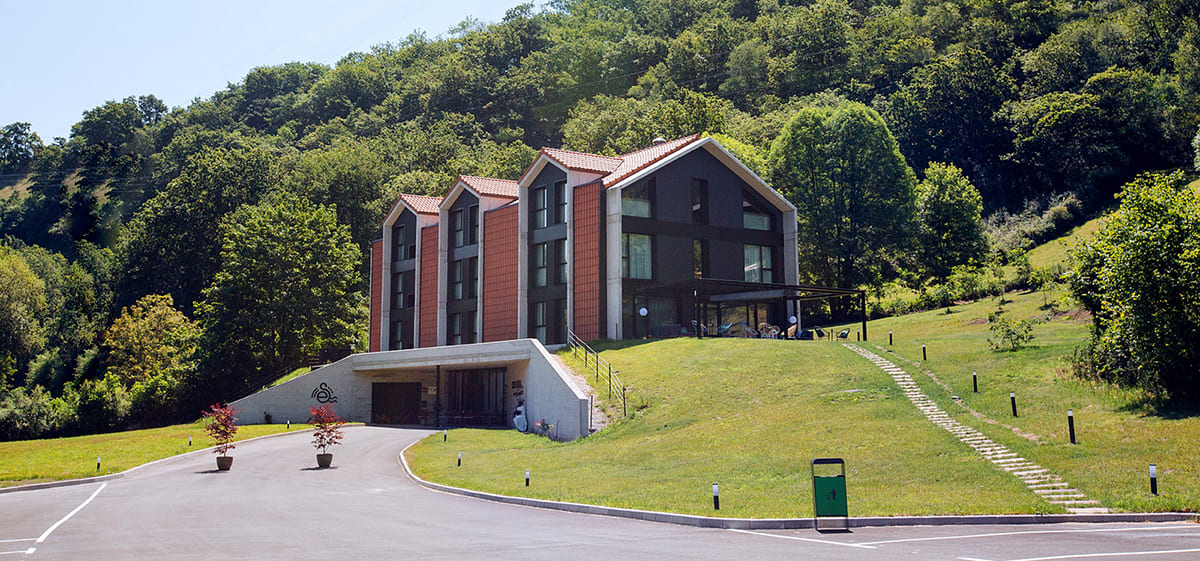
[861, 524, 1200, 546]
[994, 548, 1200, 561]
[0, 541, 33, 545]
[33, 483, 106, 545]
[0, 551, 28, 556]
[728, 529, 877, 549]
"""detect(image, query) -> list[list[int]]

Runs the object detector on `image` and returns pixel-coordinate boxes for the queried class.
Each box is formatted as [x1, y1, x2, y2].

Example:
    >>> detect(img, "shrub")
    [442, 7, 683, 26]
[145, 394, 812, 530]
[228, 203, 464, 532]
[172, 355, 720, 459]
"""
[988, 316, 1036, 351]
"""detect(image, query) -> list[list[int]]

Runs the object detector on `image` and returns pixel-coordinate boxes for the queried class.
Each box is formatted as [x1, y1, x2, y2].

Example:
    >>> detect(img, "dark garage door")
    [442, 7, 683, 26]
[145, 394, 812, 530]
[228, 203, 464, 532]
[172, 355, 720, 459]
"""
[372, 382, 421, 425]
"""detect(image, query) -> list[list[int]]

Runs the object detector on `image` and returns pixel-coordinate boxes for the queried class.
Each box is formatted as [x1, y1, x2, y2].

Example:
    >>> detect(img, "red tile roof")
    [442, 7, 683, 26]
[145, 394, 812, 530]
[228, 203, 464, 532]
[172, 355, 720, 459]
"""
[460, 175, 519, 199]
[398, 193, 443, 216]
[541, 148, 622, 174]
[602, 134, 703, 187]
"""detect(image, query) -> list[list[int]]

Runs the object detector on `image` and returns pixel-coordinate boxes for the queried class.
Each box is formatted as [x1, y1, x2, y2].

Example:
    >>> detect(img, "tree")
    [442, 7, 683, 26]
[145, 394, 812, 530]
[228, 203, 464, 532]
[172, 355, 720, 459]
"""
[103, 294, 200, 425]
[998, 91, 1123, 197]
[0, 122, 42, 173]
[915, 163, 987, 280]
[196, 193, 364, 398]
[1069, 171, 1200, 400]
[769, 100, 917, 306]
[0, 247, 47, 389]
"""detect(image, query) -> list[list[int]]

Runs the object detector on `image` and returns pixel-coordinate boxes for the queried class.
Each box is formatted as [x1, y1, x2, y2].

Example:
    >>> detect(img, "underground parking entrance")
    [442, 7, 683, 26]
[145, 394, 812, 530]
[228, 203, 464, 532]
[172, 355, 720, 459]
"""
[370, 367, 508, 428]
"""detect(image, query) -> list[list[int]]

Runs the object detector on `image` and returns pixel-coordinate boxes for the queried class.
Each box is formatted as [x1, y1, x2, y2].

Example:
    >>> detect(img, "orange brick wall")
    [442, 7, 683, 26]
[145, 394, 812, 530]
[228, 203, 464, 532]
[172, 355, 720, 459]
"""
[369, 239, 383, 352]
[419, 225, 439, 348]
[572, 181, 603, 341]
[482, 205, 520, 341]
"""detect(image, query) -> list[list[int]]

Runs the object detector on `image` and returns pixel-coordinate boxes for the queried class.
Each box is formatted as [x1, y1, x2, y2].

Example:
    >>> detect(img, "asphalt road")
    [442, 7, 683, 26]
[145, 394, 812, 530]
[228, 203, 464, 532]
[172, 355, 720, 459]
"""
[3, 426, 1198, 560]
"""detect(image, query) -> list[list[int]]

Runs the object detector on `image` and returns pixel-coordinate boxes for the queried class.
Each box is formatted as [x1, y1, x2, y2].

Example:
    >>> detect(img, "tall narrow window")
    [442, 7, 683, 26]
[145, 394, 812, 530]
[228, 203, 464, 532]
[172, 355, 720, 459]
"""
[691, 178, 708, 225]
[451, 260, 465, 300]
[468, 257, 479, 299]
[393, 225, 407, 261]
[468, 205, 479, 245]
[465, 309, 477, 344]
[532, 243, 548, 287]
[554, 238, 568, 285]
[622, 233, 652, 279]
[744, 244, 773, 283]
[390, 320, 403, 349]
[452, 209, 465, 247]
[556, 298, 568, 344]
[532, 186, 548, 229]
[693, 240, 709, 279]
[392, 272, 405, 309]
[532, 301, 547, 343]
[621, 179, 652, 218]
[554, 181, 567, 224]
[743, 193, 771, 231]
[450, 313, 462, 345]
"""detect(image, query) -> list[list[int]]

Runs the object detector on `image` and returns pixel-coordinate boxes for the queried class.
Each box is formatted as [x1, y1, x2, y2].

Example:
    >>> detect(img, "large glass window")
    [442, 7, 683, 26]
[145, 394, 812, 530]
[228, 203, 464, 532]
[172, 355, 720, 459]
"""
[451, 260, 465, 300]
[554, 181, 567, 224]
[532, 243, 548, 287]
[622, 233, 652, 279]
[554, 238, 568, 285]
[532, 186, 548, 229]
[743, 193, 771, 231]
[621, 180, 652, 218]
[744, 244, 773, 283]
[691, 178, 708, 225]
[452, 209, 465, 247]
[532, 301, 547, 343]
[392, 272, 405, 309]
[450, 313, 463, 345]
[392, 225, 407, 261]
[390, 320, 403, 349]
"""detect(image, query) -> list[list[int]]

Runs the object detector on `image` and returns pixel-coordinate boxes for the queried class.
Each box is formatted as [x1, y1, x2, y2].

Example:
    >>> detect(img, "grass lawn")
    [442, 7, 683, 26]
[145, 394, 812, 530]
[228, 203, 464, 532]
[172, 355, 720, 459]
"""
[408, 338, 1044, 518]
[845, 286, 1200, 513]
[1, 422, 312, 488]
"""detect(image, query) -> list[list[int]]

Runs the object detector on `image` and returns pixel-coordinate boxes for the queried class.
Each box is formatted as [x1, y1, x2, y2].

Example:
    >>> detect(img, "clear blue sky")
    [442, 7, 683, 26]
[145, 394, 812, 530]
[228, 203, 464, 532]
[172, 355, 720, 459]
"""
[0, 0, 530, 141]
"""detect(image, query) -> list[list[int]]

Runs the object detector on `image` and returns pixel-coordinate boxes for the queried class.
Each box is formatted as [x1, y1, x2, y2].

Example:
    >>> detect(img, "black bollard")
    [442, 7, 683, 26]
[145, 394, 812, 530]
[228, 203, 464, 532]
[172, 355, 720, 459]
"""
[457, 452, 462, 467]
[526, 469, 530, 487]
[1010, 392, 1018, 417]
[972, 371, 978, 393]
[1150, 464, 1158, 495]
[712, 483, 720, 510]
[922, 344, 927, 361]
[1067, 409, 1076, 444]
[889, 331, 893, 345]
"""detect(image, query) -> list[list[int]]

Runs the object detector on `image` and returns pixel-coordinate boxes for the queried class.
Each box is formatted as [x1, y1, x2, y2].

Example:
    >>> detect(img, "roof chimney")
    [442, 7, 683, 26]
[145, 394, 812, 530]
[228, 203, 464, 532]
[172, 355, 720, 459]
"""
[652, 137, 667, 145]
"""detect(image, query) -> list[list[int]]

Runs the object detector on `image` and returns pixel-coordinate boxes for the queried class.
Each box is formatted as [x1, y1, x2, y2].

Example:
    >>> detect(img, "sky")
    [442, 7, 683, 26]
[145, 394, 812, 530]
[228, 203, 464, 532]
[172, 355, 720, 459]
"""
[0, 0, 531, 141]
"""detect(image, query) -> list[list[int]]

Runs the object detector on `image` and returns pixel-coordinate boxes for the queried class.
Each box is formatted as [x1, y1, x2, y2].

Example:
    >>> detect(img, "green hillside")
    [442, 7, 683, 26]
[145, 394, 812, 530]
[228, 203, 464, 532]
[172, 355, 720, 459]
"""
[409, 286, 1199, 517]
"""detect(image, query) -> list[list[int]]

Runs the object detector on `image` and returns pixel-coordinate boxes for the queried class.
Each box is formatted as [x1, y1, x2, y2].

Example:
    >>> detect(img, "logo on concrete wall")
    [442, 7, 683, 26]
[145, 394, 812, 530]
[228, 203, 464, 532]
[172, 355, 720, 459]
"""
[311, 383, 338, 404]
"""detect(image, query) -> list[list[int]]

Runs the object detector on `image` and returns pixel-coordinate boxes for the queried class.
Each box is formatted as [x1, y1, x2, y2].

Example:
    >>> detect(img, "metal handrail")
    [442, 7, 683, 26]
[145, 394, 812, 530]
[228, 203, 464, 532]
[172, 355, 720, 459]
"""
[566, 331, 627, 417]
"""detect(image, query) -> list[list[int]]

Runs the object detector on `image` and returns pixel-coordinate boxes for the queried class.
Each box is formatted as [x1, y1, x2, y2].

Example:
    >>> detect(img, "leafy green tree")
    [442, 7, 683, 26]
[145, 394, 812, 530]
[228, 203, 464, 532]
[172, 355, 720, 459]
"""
[0, 247, 47, 389]
[769, 99, 917, 305]
[1069, 171, 1200, 400]
[0, 122, 42, 173]
[196, 193, 364, 399]
[103, 294, 199, 425]
[999, 91, 1122, 196]
[914, 163, 987, 281]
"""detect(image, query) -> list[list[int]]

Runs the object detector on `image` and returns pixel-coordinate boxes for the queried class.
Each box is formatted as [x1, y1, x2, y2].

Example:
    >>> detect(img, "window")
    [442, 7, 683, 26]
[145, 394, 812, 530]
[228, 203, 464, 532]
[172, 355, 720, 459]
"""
[554, 181, 567, 224]
[621, 179, 652, 218]
[532, 243, 548, 287]
[744, 244, 773, 283]
[451, 260, 465, 300]
[468, 205, 479, 245]
[390, 320, 404, 349]
[468, 257, 478, 299]
[622, 233, 652, 279]
[532, 301, 547, 343]
[465, 309, 477, 344]
[556, 298, 568, 343]
[532, 186, 548, 229]
[691, 178, 708, 225]
[452, 209, 465, 247]
[693, 239, 708, 279]
[392, 225, 407, 261]
[392, 272, 405, 309]
[743, 193, 771, 231]
[554, 238, 568, 285]
[450, 313, 463, 345]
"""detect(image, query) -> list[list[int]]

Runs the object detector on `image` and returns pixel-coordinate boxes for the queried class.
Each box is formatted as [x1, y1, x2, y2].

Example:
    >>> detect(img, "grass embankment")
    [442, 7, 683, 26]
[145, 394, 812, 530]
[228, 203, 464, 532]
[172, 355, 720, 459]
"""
[853, 287, 1200, 513]
[408, 338, 1043, 518]
[1, 422, 312, 488]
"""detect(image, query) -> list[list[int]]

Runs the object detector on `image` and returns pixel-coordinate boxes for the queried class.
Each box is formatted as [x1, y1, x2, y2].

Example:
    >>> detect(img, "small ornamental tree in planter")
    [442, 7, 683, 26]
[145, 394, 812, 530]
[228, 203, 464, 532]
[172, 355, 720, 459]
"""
[203, 404, 239, 471]
[309, 405, 345, 468]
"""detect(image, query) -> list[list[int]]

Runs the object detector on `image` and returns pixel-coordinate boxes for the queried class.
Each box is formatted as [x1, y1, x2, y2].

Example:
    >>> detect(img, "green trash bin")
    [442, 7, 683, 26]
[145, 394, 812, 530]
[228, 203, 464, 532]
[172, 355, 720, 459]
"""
[811, 458, 848, 532]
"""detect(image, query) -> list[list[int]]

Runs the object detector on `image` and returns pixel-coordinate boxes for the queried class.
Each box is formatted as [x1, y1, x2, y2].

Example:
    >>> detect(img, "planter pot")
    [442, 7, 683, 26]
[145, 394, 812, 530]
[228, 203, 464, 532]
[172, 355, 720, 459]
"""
[216, 456, 233, 471]
[316, 453, 333, 469]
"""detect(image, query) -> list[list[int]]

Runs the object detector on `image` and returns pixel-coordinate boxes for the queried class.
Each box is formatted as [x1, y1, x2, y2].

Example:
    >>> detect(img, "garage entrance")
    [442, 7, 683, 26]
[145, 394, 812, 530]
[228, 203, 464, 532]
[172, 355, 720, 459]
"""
[371, 382, 421, 425]
[443, 368, 506, 427]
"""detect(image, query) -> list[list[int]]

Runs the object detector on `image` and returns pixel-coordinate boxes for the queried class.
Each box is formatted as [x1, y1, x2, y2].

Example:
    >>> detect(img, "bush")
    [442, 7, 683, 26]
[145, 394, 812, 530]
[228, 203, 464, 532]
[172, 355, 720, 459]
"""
[988, 316, 1036, 351]
[984, 192, 1082, 259]
[0, 386, 72, 440]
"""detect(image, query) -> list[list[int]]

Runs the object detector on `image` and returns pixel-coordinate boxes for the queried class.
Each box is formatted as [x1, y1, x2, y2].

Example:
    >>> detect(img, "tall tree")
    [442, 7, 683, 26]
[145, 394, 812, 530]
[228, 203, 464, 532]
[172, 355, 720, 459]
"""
[196, 193, 364, 400]
[769, 100, 917, 305]
[914, 163, 987, 280]
[0, 122, 42, 173]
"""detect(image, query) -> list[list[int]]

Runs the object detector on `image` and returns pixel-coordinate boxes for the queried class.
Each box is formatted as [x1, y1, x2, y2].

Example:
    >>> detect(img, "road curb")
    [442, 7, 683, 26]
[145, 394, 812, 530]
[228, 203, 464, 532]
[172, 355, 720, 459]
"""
[397, 440, 1197, 529]
[0, 428, 311, 495]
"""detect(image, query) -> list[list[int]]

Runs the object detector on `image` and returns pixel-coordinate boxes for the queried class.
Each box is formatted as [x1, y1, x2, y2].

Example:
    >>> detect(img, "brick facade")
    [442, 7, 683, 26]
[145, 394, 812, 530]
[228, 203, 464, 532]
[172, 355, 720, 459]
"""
[572, 181, 603, 341]
[369, 239, 383, 352]
[482, 204, 519, 342]
[419, 225, 439, 348]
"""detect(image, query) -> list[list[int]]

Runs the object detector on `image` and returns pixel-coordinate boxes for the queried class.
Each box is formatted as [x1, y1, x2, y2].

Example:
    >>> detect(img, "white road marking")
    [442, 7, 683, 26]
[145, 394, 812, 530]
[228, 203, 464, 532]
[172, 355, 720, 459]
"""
[862, 525, 1200, 546]
[996, 548, 1200, 561]
[728, 529, 877, 549]
[33, 483, 107, 545]
[0, 551, 28, 556]
[0, 541, 33, 545]
[957, 557, 992, 561]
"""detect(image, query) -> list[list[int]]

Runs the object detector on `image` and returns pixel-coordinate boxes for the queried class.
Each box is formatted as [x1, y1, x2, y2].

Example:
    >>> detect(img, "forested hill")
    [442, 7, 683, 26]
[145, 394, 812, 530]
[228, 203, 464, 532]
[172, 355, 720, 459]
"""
[1, 0, 1198, 437]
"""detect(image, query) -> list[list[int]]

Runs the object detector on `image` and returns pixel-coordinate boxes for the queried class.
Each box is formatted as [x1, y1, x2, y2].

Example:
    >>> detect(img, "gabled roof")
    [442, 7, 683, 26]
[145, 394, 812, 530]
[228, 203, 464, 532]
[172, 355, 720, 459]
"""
[540, 148, 622, 175]
[459, 175, 519, 200]
[602, 134, 703, 187]
[397, 193, 442, 216]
